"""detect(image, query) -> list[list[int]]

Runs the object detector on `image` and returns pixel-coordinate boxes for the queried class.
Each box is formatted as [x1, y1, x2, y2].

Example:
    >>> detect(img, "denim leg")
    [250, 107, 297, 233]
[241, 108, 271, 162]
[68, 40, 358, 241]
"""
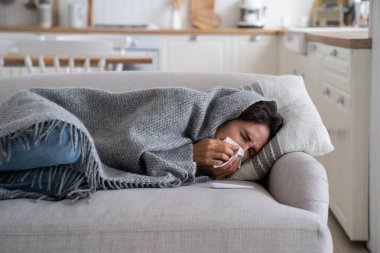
[0, 121, 82, 194]
[0, 166, 84, 196]
[0, 121, 82, 172]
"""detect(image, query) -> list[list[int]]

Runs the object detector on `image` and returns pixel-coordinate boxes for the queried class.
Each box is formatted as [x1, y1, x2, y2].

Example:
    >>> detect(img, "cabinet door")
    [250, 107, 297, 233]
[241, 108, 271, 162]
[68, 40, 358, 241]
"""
[159, 35, 230, 72]
[277, 37, 309, 77]
[320, 83, 352, 228]
[321, 79, 369, 241]
[306, 42, 323, 109]
[277, 38, 293, 75]
[231, 35, 277, 74]
[277, 36, 307, 77]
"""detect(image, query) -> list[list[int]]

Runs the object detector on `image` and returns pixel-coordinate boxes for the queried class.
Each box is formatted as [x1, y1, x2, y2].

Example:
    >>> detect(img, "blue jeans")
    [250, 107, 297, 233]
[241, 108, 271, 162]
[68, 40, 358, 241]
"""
[0, 121, 82, 194]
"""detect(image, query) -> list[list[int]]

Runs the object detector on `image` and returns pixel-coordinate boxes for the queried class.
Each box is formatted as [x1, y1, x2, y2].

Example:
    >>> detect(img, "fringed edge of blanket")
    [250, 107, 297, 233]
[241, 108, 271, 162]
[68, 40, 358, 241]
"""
[0, 120, 98, 201]
[0, 119, 198, 202]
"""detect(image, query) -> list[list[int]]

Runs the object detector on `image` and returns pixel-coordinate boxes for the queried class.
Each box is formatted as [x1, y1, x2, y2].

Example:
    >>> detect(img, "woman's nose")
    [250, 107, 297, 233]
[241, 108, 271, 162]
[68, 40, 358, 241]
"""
[240, 144, 250, 162]
[241, 143, 250, 152]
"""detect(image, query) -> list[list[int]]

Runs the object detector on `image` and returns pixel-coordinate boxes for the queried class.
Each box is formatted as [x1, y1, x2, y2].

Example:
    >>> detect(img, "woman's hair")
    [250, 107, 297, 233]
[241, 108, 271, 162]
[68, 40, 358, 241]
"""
[238, 101, 283, 140]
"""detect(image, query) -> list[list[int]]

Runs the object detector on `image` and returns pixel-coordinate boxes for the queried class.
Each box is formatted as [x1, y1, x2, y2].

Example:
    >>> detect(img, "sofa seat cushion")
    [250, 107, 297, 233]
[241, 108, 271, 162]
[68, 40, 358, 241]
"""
[0, 180, 331, 253]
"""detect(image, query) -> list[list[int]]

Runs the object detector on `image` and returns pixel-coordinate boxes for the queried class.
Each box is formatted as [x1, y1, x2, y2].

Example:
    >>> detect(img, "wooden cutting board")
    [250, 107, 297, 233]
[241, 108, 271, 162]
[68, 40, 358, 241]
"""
[191, 9, 221, 30]
[190, 0, 221, 29]
[190, 0, 215, 12]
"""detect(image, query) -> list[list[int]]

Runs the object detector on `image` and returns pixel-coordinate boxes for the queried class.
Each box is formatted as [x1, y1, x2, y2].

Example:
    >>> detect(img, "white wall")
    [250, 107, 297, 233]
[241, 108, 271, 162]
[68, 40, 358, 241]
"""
[92, 0, 314, 28]
[0, 0, 314, 28]
[0, 0, 38, 26]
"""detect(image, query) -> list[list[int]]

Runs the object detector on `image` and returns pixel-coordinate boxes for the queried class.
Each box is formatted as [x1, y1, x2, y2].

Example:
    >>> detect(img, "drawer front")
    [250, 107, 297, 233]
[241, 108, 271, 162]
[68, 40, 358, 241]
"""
[307, 42, 324, 55]
[320, 82, 351, 124]
[322, 67, 351, 93]
[321, 43, 351, 60]
[324, 56, 350, 76]
[308, 42, 350, 58]
[321, 44, 352, 93]
[283, 33, 307, 54]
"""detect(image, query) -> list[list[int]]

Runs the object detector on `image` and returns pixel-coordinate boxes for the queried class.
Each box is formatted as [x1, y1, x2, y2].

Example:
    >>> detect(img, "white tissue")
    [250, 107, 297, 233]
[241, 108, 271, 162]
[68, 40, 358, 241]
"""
[213, 137, 244, 168]
[210, 182, 254, 189]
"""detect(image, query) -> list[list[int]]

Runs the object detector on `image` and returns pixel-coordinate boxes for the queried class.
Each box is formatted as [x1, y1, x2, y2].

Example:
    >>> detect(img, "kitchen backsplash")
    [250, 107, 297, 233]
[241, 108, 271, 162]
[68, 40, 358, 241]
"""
[0, 0, 314, 28]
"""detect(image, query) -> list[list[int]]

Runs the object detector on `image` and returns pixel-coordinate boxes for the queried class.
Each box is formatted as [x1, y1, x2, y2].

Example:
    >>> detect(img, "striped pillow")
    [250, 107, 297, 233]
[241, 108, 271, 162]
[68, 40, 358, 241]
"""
[228, 75, 334, 181]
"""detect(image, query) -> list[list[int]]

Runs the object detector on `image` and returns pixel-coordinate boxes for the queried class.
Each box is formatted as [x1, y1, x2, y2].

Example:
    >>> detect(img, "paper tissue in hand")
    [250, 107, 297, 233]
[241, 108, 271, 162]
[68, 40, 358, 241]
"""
[213, 137, 244, 168]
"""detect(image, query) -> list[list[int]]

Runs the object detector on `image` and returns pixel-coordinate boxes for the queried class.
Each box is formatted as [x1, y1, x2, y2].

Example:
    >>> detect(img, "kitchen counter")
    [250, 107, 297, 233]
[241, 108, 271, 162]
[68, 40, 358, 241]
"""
[0, 26, 372, 49]
[0, 26, 280, 35]
[306, 32, 371, 49]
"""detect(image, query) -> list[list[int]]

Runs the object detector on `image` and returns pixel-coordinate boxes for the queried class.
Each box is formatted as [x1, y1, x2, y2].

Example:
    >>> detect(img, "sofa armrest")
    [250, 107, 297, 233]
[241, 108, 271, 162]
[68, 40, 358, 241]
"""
[268, 152, 329, 224]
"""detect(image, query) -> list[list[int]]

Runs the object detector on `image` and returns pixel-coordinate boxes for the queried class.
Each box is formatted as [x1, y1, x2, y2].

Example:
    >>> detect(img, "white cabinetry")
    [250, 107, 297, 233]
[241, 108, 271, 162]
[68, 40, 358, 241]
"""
[316, 43, 371, 241]
[160, 35, 278, 74]
[159, 35, 231, 72]
[278, 37, 318, 104]
[231, 35, 277, 74]
[279, 38, 371, 241]
[278, 36, 308, 76]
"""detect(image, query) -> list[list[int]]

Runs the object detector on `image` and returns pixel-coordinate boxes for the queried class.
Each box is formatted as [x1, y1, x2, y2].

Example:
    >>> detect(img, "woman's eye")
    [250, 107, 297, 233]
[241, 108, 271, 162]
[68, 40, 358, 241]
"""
[249, 148, 257, 156]
[240, 132, 249, 143]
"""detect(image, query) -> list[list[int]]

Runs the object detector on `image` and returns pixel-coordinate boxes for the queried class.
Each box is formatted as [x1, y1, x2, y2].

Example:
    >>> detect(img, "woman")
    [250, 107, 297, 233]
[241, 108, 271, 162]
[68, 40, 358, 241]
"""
[193, 101, 283, 180]
[0, 86, 282, 200]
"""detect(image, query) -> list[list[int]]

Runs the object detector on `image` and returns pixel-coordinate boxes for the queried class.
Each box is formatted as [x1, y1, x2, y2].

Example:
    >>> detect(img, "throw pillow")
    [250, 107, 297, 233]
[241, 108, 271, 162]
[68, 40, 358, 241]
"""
[228, 75, 334, 181]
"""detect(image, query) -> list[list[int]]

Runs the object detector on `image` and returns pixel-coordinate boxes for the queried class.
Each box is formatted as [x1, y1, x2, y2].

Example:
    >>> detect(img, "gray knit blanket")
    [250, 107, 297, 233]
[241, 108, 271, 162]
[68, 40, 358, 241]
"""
[0, 87, 275, 201]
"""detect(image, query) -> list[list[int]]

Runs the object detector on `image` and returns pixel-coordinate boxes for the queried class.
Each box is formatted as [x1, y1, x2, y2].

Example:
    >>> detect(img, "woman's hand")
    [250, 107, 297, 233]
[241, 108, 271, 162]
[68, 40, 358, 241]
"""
[197, 156, 242, 179]
[193, 138, 240, 179]
[193, 138, 238, 167]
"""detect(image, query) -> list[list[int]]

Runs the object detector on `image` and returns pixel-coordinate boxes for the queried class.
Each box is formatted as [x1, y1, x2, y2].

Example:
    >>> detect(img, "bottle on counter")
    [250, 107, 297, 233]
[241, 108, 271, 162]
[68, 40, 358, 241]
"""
[68, 3, 85, 28]
[170, 0, 184, 30]
[37, 0, 52, 28]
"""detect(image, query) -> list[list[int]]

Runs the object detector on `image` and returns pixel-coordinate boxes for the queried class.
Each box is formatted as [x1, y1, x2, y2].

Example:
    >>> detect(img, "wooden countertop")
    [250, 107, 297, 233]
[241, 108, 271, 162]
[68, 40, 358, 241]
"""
[0, 26, 280, 35]
[306, 32, 372, 49]
[4, 53, 152, 66]
[0, 26, 372, 49]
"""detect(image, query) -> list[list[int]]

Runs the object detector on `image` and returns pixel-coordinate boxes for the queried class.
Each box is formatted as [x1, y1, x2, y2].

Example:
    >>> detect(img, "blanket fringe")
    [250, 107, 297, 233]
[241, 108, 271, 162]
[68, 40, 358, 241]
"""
[0, 120, 96, 201]
[0, 119, 195, 202]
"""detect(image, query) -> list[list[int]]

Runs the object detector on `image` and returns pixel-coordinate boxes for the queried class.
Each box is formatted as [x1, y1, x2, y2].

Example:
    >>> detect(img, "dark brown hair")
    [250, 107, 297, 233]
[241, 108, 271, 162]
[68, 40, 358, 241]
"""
[238, 101, 283, 140]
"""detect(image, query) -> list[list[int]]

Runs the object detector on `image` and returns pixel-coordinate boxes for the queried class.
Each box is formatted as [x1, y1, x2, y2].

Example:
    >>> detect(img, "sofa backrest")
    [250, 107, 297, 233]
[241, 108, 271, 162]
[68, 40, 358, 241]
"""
[0, 71, 266, 104]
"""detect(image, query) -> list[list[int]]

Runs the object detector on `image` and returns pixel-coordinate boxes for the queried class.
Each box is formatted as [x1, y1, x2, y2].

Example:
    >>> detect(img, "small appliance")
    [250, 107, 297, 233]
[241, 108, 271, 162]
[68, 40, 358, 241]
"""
[314, 0, 344, 27]
[238, 0, 266, 28]
[68, 3, 86, 28]
[354, 1, 369, 27]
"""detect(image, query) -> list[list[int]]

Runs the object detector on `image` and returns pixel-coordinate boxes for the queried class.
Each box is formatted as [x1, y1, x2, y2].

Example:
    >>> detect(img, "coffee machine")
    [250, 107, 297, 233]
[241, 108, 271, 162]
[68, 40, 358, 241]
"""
[313, 0, 344, 26]
[238, 0, 266, 28]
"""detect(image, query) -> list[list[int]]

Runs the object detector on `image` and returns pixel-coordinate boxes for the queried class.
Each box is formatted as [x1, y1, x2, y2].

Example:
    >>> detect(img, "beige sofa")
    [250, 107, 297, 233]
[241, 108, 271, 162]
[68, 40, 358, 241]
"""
[0, 72, 332, 253]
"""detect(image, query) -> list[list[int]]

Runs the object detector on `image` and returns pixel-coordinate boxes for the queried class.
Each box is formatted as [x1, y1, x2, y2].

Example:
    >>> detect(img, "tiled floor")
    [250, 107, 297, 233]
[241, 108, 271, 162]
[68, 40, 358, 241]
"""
[328, 211, 369, 253]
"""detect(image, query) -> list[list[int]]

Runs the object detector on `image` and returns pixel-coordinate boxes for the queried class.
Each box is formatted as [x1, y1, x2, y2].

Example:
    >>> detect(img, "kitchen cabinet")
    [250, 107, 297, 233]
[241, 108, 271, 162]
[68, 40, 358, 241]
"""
[304, 42, 324, 108]
[280, 38, 371, 241]
[318, 43, 371, 241]
[273, 40, 370, 244]
[160, 35, 278, 74]
[231, 35, 277, 74]
[278, 37, 317, 104]
[159, 35, 231, 72]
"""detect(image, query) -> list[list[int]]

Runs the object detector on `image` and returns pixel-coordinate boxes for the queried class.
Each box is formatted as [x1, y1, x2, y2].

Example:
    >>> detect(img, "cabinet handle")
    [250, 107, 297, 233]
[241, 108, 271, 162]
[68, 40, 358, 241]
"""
[330, 49, 338, 57]
[189, 35, 199, 42]
[285, 35, 293, 42]
[131, 39, 139, 48]
[249, 35, 259, 42]
[312, 44, 318, 51]
[323, 88, 331, 96]
[336, 95, 345, 105]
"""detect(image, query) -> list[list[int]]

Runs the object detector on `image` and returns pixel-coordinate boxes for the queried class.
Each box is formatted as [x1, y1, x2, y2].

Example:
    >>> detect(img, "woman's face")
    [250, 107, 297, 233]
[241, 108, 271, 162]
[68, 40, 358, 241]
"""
[215, 119, 270, 162]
